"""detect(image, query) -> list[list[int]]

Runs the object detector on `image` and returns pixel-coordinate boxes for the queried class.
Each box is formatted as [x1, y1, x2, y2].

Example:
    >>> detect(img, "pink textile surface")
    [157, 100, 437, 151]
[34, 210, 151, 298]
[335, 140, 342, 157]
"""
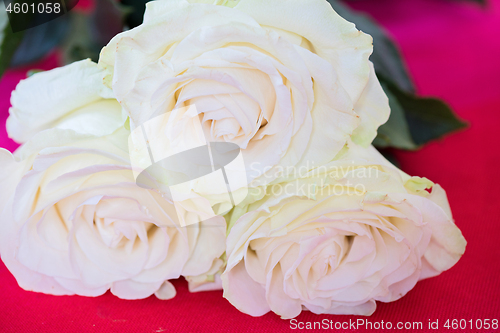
[1, 0, 499, 332]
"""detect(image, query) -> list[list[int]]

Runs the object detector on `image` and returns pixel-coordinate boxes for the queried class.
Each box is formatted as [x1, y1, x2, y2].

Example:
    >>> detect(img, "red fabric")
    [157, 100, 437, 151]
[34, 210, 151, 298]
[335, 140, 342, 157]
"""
[1, 0, 499, 331]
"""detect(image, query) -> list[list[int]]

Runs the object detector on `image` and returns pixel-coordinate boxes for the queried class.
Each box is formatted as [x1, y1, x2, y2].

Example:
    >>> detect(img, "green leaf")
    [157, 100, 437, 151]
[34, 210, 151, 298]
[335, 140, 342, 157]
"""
[61, 12, 101, 64]
[327, 0, 415, 93]
[384, 79, 467, 146]
[120, 0, 150, 29]
[27, 68, 44, 77]
[61, 0, 131, 65]
[453, 0, 486, 5]
[377, 148, 401, 169]
[90, 0, 132, 45]
[373, 82, 418, 150]
[10, 15, 70, 67]
[328, 0, 467, 150]
[375, 77, 467, 149]
[0, 6, 24, 79]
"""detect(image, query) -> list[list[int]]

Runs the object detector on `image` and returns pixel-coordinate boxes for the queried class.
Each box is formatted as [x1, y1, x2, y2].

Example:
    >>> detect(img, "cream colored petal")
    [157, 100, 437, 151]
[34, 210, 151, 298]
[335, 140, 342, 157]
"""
[418, 185, 466, 276]
[111, 279, 164, 299]
[181, 216, 226, 276]
[0, 197, 75, 296]
[351, 62, 391, 147]
[0, 149, 26, 213]
[234, 0, 373, 102]
[7, 59, 113, 143]
[52, 100, 124, 138]
[222, 260, 271, 316]
[155, 281, 177, 300]
[266, 265, 302, 319]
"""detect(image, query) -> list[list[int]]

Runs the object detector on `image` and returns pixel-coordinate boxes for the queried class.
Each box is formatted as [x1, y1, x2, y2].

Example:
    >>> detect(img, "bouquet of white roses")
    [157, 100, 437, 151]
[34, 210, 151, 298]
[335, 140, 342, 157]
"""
[0, 0, 466, 318]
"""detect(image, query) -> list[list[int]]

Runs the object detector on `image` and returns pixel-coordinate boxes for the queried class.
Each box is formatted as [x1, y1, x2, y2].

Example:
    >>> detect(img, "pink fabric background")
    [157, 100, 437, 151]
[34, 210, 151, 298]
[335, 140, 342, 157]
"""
[1, 0, 499, 331]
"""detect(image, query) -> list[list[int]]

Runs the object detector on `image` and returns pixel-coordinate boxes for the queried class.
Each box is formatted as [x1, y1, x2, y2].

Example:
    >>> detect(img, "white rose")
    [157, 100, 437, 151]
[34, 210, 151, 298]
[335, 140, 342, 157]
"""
[222, 143, 466, 318]
[7, 59, 122, 143]
[98, 0, 390, 187]
[0, 111, 226, 299]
